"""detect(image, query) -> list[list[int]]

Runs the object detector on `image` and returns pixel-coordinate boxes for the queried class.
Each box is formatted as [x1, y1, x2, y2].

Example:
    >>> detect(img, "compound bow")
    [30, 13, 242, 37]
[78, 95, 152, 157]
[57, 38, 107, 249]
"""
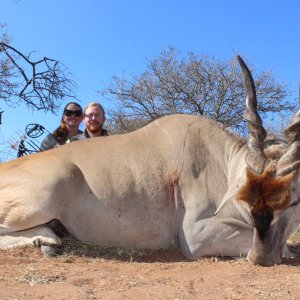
[9, 123, 49, 157]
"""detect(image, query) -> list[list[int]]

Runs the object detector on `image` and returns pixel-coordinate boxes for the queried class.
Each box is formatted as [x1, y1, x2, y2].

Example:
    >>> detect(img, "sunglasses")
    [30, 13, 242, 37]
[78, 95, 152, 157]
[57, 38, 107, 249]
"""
[64, 109, 82, 117]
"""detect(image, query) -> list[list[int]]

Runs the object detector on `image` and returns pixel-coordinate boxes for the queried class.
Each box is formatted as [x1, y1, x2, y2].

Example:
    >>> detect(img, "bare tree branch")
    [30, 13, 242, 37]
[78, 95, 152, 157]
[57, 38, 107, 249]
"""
[0, 31, 77, 115]
[100, 47, 294, 135]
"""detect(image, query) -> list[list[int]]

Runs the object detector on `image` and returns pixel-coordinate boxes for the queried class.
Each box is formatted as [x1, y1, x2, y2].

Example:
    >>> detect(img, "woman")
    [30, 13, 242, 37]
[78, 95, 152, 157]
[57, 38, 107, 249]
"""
[39, 102, 83, 151]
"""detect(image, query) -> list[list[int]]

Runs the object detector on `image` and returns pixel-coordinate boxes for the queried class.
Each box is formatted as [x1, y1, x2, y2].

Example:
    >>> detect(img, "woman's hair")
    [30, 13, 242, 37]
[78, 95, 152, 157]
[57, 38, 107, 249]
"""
[53, 102, 83, 143]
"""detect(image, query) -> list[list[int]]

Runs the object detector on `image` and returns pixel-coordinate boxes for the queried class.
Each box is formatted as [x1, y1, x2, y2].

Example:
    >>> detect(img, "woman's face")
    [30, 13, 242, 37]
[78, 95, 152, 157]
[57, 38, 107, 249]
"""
[63, 103, 83, 129]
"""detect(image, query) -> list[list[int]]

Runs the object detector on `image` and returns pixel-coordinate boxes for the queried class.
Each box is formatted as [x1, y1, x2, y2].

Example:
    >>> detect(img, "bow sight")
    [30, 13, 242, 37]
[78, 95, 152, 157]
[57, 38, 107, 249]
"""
[9, 123, 49, 157]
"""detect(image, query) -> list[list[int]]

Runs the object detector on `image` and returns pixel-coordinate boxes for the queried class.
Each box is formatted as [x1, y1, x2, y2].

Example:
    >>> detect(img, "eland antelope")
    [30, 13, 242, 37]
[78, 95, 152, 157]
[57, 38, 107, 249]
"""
[0, 56, 299, 266]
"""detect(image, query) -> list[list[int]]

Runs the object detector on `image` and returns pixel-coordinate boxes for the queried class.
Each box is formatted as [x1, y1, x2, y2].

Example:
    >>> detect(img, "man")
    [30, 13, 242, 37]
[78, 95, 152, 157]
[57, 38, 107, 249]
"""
[70, 102, 108, 142]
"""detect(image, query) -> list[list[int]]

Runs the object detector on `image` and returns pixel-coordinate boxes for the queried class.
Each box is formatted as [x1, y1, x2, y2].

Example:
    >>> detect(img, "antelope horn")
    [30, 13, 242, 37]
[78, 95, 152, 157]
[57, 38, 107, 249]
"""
[276, 109, 300, 176]
[237, 55, 267, 174]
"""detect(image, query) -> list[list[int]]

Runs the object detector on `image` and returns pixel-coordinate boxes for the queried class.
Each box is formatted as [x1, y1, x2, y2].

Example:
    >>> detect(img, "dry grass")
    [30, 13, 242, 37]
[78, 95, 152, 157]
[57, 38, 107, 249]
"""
[58, 237, 248, 266]
[1, 235, 300, 299]
[287, 225, 300, 253]
[20, 265, 67, 286]
[59, 237, 163, 261]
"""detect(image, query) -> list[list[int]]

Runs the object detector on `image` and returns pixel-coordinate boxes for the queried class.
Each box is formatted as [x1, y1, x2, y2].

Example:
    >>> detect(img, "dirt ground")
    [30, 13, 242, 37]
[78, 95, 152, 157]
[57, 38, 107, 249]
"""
[0, 237, 300, 300]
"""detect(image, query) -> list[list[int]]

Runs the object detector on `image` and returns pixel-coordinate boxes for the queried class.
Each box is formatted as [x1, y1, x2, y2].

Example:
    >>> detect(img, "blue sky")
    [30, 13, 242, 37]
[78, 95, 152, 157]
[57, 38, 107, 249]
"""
[1, 0, 300, 159]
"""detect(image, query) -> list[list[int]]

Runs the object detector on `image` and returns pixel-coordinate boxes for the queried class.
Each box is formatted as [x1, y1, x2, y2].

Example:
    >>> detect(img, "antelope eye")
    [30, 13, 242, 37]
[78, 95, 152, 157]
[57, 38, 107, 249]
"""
[288, 199, 300, 208]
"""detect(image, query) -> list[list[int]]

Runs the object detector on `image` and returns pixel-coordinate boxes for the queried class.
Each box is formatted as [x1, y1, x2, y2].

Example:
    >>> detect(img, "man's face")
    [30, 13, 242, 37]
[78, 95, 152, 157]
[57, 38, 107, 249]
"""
[84, 106, 105, 133]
